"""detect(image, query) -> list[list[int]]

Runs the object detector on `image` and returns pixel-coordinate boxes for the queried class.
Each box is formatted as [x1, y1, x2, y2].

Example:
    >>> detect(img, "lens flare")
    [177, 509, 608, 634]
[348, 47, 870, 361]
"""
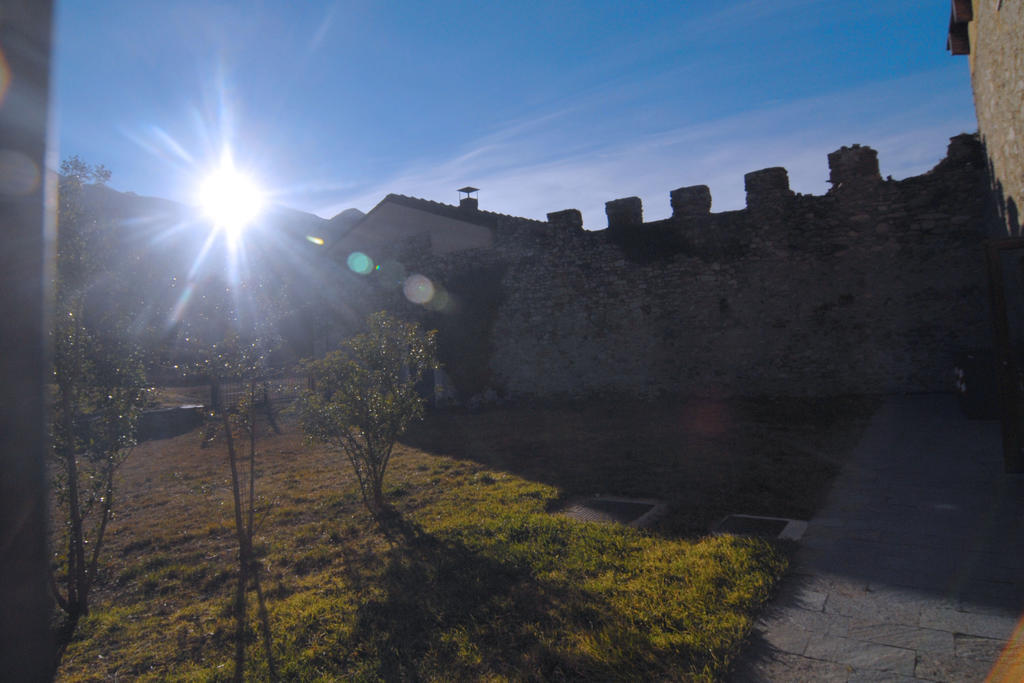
[306, 235, 325, 246]
[0, 149, 39, 195]
[0, 48, 10, 106]
[425, 287, 453, 313]
[169, 283, 195, 325]
[197, 157, 265, 239]
[347, 251, 374, 274]
[987, 615, 1024, 680]
[377, 259, 406, 285]
[403, 274, 435, 304]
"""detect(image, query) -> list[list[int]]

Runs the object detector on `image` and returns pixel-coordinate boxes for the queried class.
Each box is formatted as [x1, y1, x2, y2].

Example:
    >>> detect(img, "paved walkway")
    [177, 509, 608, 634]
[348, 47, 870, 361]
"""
[732, 394, 1024, 681]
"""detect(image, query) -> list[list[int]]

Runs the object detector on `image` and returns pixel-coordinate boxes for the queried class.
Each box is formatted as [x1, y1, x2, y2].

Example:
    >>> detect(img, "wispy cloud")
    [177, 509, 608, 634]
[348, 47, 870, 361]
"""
[308, 2, 340, 54]
[689, 0, 822, 36]
[313, 67, 976, 228]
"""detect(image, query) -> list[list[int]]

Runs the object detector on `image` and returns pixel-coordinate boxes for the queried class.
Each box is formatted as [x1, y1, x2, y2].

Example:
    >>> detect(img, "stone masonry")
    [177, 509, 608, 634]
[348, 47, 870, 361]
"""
[953, 0, 1024, 236]
[350, 134, 992, 399]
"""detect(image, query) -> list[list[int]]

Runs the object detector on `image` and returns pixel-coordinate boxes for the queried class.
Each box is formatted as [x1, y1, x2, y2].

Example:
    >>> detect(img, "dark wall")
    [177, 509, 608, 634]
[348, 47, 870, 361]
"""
[390, 135, 991, 398]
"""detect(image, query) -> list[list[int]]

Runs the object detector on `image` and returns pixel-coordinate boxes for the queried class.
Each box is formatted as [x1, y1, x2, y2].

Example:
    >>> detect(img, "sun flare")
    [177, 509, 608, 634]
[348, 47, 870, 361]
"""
[197, 161, 265, 238]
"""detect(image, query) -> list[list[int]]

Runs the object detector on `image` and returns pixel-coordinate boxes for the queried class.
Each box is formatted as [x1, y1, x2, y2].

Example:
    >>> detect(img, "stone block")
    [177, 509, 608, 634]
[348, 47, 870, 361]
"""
[138, 405, 204, 441]
[804, 634, 917, 675]
[946, 132, 980, 162]
[744, 167, 793, 211]
[828, 144, 881, 191]
[954, 632, 1024, 660]
[605, 196, 642, 230]
[670, 184, 711, 217]
[846, 622, 955, 653]
[823, 588, 923, 626]
[733, 649, 852, 682]
[846, 673, 930, 683]
[546, 208, 583, 231]
[914, 651, 992, 682]
[918, 606, 1018, 640]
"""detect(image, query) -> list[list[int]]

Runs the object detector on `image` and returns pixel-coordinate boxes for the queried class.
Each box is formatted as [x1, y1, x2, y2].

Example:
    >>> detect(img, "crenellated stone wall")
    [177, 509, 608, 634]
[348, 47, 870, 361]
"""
[354, 134, 992, 398]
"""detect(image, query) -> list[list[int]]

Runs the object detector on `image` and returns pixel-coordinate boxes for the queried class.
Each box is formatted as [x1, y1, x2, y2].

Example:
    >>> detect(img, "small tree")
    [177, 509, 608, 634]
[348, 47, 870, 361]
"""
[205, 334, 279, 683]
[181, 280, 282, 682]
[50, 158, 147, 645]
[300, 312, 437, 514]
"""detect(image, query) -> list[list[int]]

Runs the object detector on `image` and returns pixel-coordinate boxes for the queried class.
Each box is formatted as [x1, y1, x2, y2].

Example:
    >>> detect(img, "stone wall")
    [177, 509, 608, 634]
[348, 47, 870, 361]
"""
[964, 0, 1024, 235]
[357, 135, 992, 398]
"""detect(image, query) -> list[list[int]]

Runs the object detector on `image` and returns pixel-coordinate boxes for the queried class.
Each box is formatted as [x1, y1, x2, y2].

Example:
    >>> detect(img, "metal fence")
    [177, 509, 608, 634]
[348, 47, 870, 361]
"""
[212, 374, 307, 411]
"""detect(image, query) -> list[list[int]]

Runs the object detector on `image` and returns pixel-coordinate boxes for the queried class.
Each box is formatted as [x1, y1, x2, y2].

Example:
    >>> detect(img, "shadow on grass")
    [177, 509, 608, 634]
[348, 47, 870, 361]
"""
[346, 512, 684, 680]
[403, 397, 876, 537]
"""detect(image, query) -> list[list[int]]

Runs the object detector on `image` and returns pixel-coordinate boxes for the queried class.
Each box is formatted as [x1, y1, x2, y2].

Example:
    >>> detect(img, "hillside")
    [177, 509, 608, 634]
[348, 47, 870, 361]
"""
[71, 182, 365, 364]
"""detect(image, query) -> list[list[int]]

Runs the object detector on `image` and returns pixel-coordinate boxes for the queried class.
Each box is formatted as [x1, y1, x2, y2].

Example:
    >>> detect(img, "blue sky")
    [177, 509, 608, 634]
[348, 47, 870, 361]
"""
[54, 1, 977, 228]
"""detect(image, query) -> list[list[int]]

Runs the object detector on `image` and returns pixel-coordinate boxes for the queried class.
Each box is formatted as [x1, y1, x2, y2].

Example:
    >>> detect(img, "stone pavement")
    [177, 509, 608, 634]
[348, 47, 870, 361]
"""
[732, 394, 1024, 681]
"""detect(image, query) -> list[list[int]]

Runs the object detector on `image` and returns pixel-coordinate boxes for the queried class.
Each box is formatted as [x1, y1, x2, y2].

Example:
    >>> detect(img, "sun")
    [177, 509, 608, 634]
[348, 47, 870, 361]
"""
[197, 160, 265, 238]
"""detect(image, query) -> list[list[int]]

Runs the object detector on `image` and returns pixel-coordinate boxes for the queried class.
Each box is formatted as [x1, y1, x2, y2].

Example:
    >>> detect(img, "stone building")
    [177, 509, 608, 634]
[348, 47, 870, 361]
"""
[948, 0, 1024, 235]
[329, 190, 545, 260]
[948, 0, 1024, 470]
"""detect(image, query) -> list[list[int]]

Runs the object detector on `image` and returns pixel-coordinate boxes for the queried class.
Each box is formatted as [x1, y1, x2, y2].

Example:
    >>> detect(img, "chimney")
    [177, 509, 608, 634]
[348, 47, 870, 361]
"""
[458, 186, 479, 211]
[605, 196, 643, 230]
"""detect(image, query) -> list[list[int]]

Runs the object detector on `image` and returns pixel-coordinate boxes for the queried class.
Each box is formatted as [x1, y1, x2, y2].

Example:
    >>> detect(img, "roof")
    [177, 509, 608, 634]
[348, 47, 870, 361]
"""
[327, 192, 546, 258]
[368, 193, 546, 230]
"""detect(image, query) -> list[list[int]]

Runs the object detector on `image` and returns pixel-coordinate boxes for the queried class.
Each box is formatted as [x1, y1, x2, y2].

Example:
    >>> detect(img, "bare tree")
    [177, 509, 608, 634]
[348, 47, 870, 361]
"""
[190, 289, 281, 682]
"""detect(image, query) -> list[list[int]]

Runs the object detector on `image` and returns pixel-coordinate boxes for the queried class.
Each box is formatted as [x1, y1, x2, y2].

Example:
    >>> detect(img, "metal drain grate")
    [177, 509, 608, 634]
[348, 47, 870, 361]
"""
[560, 496, 668, 528]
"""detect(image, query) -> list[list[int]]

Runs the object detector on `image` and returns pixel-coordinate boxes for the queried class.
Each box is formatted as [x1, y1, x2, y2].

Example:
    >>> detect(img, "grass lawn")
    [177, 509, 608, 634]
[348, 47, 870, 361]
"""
[54, 395, 875, 681]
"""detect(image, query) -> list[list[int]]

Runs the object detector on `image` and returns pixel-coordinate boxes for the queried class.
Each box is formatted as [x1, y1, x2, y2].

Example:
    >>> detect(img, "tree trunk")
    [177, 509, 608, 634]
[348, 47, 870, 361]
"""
[60, 386, 88, 617]
[88, 463, 116, 581]
[222, 402, 249, 683]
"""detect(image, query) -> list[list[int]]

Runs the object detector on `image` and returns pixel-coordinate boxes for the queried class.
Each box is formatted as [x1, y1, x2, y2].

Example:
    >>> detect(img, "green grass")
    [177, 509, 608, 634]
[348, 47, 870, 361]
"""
[55, 396, 875, 681]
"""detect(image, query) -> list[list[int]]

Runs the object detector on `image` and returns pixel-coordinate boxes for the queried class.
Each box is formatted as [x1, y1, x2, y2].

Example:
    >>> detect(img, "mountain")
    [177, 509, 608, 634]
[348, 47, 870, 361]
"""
[71, 182, 364, 362]
[76, 182, 365, 276]
[327, 207, 366, 233]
